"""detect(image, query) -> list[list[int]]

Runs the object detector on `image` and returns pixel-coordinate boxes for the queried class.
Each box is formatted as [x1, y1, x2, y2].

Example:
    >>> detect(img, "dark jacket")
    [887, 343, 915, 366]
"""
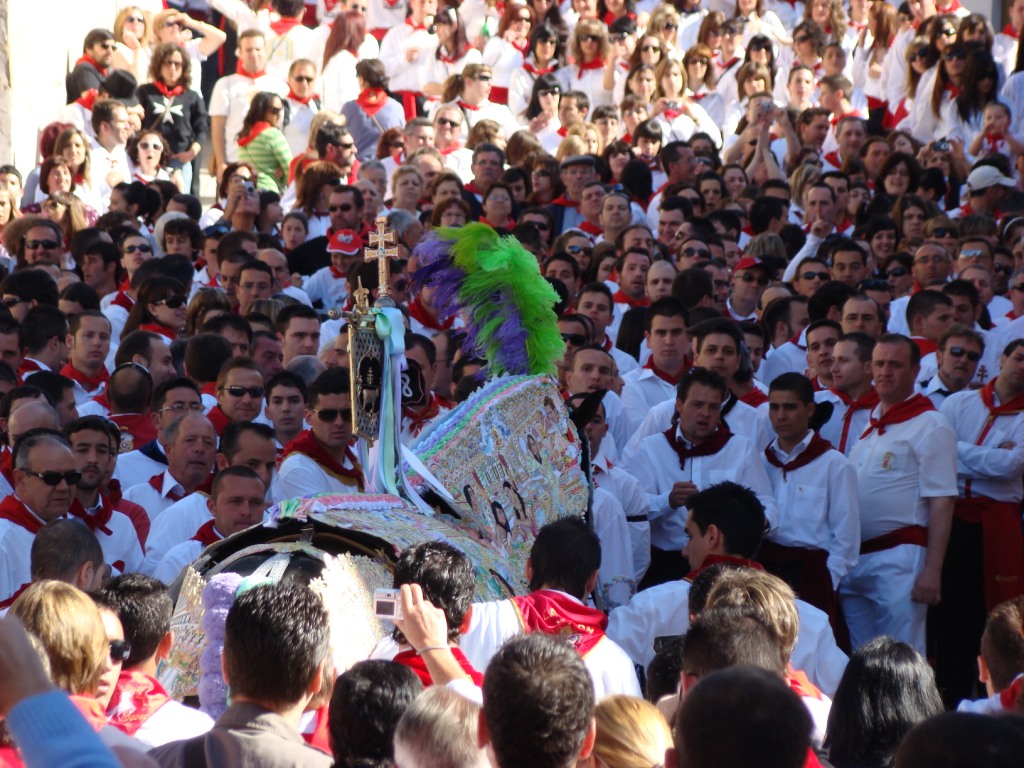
[137, 84, 210, 154]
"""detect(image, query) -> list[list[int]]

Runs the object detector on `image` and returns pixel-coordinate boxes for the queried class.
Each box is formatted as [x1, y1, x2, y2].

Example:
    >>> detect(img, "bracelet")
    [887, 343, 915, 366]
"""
[416, 645, 449, 654]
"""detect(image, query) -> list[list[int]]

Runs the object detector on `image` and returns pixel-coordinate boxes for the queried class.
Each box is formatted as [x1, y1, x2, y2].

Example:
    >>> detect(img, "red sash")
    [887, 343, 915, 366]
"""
[301, 704, 333, 755]
[238, 121, 273, 148]
[758, 539, 838, 622]
[281, 431, 364, 490]
[407, 296, 453, 332]
[148, 472, 185, 503]
[68, 494, 115, 536]
[356, 87, 390, 118]
[107, 669, 171, 736]
[860, 525, 928, 556]
[0, 495, 46, 534]
[663, 427, 732, 471]
[763, 433, 834, 480]
[191, 520, 223, 547]
[393, 647, 484, 686]
[510, 590, 607, 657]
[60, 362, 109, 392]
[685, 553, 764, 580]
[860, 394, 934, 439]
[831, 387, 879, 452]
[953, 496, 1024, 609]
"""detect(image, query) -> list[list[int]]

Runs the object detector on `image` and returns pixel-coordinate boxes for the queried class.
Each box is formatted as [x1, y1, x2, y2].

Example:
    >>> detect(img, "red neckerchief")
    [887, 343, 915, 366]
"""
[0, 448, 11, 487]
[69, 494, 115, 536]
[200, 382, 218, 398]
[523, 60, 555, 76]
[1003, 24, 1020, 39]
[550, 193, 576, 207]
[270, 17, 303, 35]
[0, 495, 46, 534]
[848, 18, 868, 32]
[643, 358, 685, 386]
[439, 142, 462, 156]
[191, 520, 223, 546]
[152, 80, 184, 98]
[403, 393, 447, 437]
[393, 647, 484, 686]
[238, 120, 273, 148]
[787, 667, 825, 701]
[575, 220, 600, 237]
[408, 295, 454, 332]
[148, 472, 185, 503]
[329, 262, 346, 279]
[17, 358, 43, 381]
[556, 125, 569, 137]
[1000, 675, 1024, 710]
[75, 89, 99, 110]
[479, 216, 515, 229]
[457, 99, 480, 112]
[510, 38, 529, 54]
[510, 590, 608, 657]
[764, 433, 834, 480]
[357, 87, 390, 117]
[739, 387, 769, 407]
[823, 150, 841, 168]
[60, 362, 109, 391]
[577, 58, 604, 78]
[911, 336, 937, 357]
[405, 17, 428, 31]
[612, 289, 650, 308]
[236, 63, 267, 80]
[663, 426, 733, 470]
[621, 132, 632, 144]
[690, 90, 707, 101]
[685, 553, 764, 580]
[464, 181, 483, 196]
[974, 380, 1024, 445]
[288, 88, 315, 106]
[301, 704, 333, 755]
[111, 291, 135, 312]
[139, 322, 176, 341]
[717, 54, 740, 71]
[945, 83, 960, 98]
[107, 669, 171, 736]
[982, 133, 1005, 154]
[70, 695, 110, 732]
[861, 394, 935, 439]
[281, 431, 365, 490]
[206, 405, 231, 436]
[831, 387, 879, 452]
[663, 107, 683, 120]
[76, 54, 109, 77]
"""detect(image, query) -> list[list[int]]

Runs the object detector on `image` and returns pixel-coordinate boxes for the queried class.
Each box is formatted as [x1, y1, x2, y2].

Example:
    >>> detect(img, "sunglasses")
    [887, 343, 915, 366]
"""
[293, 75, 315, 83]
[2, 296, 26, 308]
[99, 42, 115, 50]
[681, 246, 710, 259]
[221, 385, 265, 399]
[436, 117, 462, 127]
[268, 105, 283, 114]
[641, 44, 661, 52]
[515, 15, 532, 22]
[126, 15, 145, 23]
[930, 227, 958, 238]
[941, 28, 957, 38]
[566, 245, 594, 256]
[313, 407, 352, 423]
[794, 35, 810, 44]
[885, 266, 909, 278]
[391, 140, 406, 149]
[561, 332, 587, 346]
[858, 279, 890, 291]
[109, 639, 132, 663]
[139, 141, 163, 151]
[799, 270, 830, 281]
[475, 74, 493, 82]
[523, 220, 550, 231]
[163, 59, 184, 68]
[993, 263, 1013, 274]
[153, 295, 186, 309]
[21, 468, 82, 486]
[158, 401, 204, 414]
[689, 57, 710, 66]
[946, 346, 981, 362]
[609, 33, 626, 43]
[26, 239, 59, 250]
[124, 243, 153, 254]
[1012, 283, 1024, 292]
[538, 88, 560, 97]
[580, 34, 601, 42]
[336, 141, 356, 150]
[663, 21, 677, 29]
[738, 272, 770, 286]
[330, 203, 354, 212]
[943, 50, 966, 61]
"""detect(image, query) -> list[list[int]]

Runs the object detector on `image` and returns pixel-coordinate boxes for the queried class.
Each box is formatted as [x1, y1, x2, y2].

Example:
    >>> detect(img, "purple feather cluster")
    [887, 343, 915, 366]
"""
[410, 231, 462, 323]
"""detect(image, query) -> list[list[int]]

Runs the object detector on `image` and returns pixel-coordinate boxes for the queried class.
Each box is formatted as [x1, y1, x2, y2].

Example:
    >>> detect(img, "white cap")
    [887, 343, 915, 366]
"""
[966, 165, 1016, 192]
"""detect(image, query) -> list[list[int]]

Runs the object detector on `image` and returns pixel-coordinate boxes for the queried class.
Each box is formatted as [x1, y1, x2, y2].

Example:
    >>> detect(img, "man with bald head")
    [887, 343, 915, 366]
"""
[123, 413, 217, 526]
[257, 249, 312, 306]
[0, 431, 79, 606]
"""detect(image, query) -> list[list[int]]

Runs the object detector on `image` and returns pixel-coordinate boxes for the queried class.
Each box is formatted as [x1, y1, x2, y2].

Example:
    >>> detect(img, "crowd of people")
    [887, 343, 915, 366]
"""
[1, 0, 1024, 765]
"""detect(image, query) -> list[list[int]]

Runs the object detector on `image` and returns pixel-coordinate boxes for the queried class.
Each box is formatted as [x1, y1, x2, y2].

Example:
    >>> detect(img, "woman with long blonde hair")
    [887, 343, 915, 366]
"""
[111, 6, 152, 83]
[443, 63, 514, 138]
[578, 696, 672, 768]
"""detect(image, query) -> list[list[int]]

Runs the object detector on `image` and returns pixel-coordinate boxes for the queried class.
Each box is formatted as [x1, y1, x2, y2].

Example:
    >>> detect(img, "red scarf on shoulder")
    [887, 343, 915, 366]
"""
[107, 669, 171, 736]
[0, 495, 46, 534]
[357, 88, 390, 117]
[76, 54, 109, 77]
[407, 296, 453, 332]
[643, 358, 685, 386]
[270, 17, 303, 36]
[191, 520, 223, 547]
[764, 433, 834, 479]
[510, 590, 608, 657]
[153, 80, 184, 98]
[68, 494, 114, 536]
[663, 427, 732, 470]
[70, 695, 110, 732]
[831, 387, 879, 452]
[393, 647, 484, 686]
[281, 431, 364, 490]
[238, 121, 273, 148]
[860, 394, 934, 438]
[60, 362, 109, 392]
[236, 63, 267, 80]
[686, 552, 764, 580]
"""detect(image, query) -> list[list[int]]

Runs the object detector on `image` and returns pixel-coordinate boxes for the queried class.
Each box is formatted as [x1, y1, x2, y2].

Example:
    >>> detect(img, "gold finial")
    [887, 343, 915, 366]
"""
[366, 216, 400, 298]
[353, 276, 371, 314]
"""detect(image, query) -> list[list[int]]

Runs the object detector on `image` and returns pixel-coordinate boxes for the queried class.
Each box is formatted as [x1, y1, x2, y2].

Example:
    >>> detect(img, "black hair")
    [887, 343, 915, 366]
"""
[676, 366, 728, 405]
[686, 481, 766, 558]
[2, 270, 58, 307]
[528, 517, 601, 599]
[94, 573, 173, 669]
[391, 541, 474, 643]
[184, 334, 233, 384]
[682, 606, 786, 678]
[308, 366, 350, 409]
[768, 371, 815, 404]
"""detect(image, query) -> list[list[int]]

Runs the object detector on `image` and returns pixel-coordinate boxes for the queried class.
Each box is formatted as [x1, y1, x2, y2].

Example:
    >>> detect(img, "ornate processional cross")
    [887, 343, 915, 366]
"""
[366, 216, 400, 301]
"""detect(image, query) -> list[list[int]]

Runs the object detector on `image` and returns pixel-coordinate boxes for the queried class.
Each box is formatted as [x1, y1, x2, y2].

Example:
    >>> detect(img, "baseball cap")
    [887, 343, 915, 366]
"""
[560, 155, 597, 171]
[966, 165, 1015, 192]
[328, 229, 364, 255]
[731, 256, 767, 275]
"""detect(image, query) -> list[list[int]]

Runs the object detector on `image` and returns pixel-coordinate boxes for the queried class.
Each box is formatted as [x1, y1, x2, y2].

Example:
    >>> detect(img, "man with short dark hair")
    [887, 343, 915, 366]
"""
[60, 312, 112, 406]
[208, 357, 264, 436]
[149, 581, 334, 767]
[840, 334, 958, 653]
[98, 573, 214, 746]
[113, 377, 202, 484]
[621, 299, 690, 430]
[18, 305, 68, 381]
[276, 368, 364, 498]
[66, 28, 115, 103]
[917, 324, 984, 407]
[461, 518, 641, 697]
[276, 305, 322, 365]
[479, 634, 596, 768]
[815, 332, 878, 455]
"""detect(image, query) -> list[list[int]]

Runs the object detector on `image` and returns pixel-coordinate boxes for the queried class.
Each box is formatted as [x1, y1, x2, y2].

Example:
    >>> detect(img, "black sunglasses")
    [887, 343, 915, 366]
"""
[221, 385, 265, 398]
[293, 75, 315, 83]
[21, 468, 82, 486]
[738, 272, 770, 286]
[313, 408, 352, 423]
[153, 295, 186, 309]
[330, 203, 354, 212]
[26, 239, 59, 250]
[110, 639, 132, 663]
[2, 296, 27, 307]
[681, 246, 710, 259]
[436, 117, 462, 127]
[943, 50, 966, 61]
[566, 245, 593, 256]
[930, 227, 958, 238]
[124, 243, 153, 254]
[799, 270, 830, 281]
[946, 346, 981, 362]
[561, 332, 587, 346]
[885, 266, 909, 278]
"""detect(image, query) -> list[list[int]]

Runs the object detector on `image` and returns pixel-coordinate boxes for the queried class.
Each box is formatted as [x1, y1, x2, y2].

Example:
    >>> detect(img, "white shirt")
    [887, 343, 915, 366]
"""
[302, 265, 348, 310]
[620, 367, 677, 435]
[283, 97, 319, 159]
[916, 371, 958, 409]
[759, 336, 807, 385]
[460, 591, 642, 700]
[0, 502, 44, 605]
[115, 698, 213, 749]
[320, 50, 361, 114]
[605, 577, 848, 696]
[591, 487, 636, 611]
[122, 471, 189, 527]
[941, 388, 1024, 503]
[848, 404, 957, 541]
[75, 503, 145, 575]
[113, 447, 165, 485]
[815, 388, 873, 456]
[154, 539, 206, 585]
[624, 427, 777, 551]
[593, 452, 651, 583]
[143, 494, 212, 577]
[209, 72, 290, 164]
[379, 21, 439, 94]
[274, 450, 362, 500]
[762, 432, 860, 589]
